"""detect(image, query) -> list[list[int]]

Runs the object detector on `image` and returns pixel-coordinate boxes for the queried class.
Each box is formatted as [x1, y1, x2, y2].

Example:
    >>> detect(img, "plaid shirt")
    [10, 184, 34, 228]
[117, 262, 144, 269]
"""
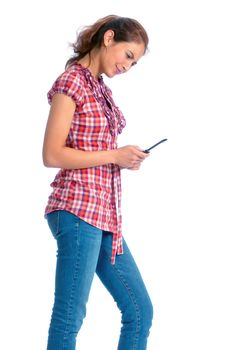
[45, 63, 126, 264]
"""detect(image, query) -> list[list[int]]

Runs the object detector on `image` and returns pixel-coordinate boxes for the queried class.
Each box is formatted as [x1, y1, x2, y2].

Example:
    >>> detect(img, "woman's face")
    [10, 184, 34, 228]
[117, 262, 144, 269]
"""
[99, 31, 145, 78]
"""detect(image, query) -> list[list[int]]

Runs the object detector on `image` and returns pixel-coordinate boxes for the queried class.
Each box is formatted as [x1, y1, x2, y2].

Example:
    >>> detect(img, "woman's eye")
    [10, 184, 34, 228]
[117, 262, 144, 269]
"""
[125, 52, 137, 67]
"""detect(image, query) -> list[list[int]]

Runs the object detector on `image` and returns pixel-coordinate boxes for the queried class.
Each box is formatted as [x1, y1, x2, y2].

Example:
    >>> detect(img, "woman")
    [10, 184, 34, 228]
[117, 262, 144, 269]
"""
[43, 14, 153, 350]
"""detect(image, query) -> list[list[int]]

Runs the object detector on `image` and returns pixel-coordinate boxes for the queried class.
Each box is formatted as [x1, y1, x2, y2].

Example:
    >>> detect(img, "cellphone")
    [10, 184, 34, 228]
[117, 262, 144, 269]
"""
[143, 138, 168, 153]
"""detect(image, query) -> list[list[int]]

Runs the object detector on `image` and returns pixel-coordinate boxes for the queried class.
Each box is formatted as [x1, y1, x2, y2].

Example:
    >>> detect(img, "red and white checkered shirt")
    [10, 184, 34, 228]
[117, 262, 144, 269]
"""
[45, 62, 126, 264]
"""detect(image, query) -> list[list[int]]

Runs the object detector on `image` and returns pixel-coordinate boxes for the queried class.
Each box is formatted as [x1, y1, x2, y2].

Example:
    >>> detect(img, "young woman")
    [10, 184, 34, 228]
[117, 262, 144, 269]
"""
[43, 14, 153, 350]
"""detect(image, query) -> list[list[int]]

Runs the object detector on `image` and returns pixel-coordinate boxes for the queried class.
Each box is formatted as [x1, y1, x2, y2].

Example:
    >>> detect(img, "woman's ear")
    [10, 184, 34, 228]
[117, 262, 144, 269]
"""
[103, 30, 115, 46]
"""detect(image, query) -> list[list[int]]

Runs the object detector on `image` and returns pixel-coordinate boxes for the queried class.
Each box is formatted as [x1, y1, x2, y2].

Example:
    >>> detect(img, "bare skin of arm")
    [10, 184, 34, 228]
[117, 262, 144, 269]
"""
[42, 94, 149, 171]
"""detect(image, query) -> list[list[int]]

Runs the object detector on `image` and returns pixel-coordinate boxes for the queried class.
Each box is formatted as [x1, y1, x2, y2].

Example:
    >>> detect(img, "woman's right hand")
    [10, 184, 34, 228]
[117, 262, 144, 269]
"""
[112, 145, 149, 170]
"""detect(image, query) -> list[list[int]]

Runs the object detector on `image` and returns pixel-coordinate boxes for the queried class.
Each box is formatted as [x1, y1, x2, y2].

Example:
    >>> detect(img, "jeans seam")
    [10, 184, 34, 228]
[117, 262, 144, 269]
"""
[111, 264, 141, 350]
[56, 211, 60, 236]
[101, 247, 141, 349]
[62, 221, 81, 350]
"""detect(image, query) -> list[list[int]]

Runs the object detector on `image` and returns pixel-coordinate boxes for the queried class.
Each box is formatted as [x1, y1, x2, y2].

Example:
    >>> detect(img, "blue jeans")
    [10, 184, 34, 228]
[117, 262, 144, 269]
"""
[46, 210, 153, 350]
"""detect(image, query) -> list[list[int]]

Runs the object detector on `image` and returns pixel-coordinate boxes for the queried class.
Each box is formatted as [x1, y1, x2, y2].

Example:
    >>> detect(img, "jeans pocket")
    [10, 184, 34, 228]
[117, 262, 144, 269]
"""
[46, 211, 60, 238]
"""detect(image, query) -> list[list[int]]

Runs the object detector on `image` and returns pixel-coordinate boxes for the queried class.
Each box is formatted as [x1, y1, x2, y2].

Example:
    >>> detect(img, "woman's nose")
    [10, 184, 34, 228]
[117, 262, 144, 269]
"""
[122, 63, 131, 72]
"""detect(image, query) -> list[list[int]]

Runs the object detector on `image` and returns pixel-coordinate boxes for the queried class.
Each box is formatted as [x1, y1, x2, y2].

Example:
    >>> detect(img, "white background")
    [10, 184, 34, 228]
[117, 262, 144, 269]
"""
[1, 0, 232, 349]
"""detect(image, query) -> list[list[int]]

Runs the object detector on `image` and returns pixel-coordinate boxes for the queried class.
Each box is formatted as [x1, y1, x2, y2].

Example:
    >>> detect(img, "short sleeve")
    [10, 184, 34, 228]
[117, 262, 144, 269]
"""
[47, 68, 84, 105]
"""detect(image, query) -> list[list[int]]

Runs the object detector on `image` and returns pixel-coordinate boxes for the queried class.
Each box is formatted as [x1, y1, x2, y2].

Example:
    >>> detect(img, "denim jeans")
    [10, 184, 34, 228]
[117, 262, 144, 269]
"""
[46, 210, 153, 350]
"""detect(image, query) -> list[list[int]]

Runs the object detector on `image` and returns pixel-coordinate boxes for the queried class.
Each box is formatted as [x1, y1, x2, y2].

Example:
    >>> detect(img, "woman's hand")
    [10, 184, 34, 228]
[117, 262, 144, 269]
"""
[112, 145, 149, 170]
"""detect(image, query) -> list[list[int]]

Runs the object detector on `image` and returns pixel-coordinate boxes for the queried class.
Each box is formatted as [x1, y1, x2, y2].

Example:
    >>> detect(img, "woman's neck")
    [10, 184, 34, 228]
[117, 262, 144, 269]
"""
[78, 49, 101, 78]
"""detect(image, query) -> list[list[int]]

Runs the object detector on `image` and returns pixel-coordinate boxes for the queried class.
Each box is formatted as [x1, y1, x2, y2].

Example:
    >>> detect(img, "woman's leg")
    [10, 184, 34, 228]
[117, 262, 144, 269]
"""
[46, 210, 102, 350]
[96, 232, 153, 350]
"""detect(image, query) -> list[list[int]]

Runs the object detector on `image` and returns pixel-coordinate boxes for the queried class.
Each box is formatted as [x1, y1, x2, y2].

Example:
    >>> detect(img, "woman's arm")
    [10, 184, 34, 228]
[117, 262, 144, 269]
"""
[42, 93, 148, 170]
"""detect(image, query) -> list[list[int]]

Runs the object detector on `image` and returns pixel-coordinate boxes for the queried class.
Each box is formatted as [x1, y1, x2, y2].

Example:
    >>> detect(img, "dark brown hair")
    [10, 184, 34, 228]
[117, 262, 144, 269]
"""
[65, 15, 149, 69]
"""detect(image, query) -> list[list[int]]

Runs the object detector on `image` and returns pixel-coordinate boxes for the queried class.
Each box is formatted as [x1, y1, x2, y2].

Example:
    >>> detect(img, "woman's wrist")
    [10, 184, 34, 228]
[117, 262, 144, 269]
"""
[108, 149, 118, 165]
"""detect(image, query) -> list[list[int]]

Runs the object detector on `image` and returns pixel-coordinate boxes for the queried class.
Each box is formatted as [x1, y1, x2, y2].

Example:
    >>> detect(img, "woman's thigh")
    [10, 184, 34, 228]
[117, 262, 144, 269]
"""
[47, 210, 103, 334]
[96, 232, 153, 331]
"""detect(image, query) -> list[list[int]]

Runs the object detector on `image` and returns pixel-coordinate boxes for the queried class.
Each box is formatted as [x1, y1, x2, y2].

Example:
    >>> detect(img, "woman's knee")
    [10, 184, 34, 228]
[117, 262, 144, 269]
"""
[141, 295, 153, 333]
[122, 292, 153, 333]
